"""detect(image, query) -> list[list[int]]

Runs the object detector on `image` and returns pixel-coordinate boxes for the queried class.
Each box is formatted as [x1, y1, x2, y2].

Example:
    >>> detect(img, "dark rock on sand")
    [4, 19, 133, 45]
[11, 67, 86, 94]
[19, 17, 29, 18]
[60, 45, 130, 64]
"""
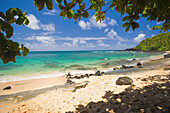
[122, 65, 127, 69]
[164, 54, 170, 58]
[89, 74, 94, 76]
[66, 79, 75, 85]
[80, 75, 85, 78]
[113, 67, 119, 70]
[85, 74, 89, 78]
[3, 86, 11, 90]
[74, 76, 81, 79]
[116, 76, 133, 85]
[137, 62, 142, 66]
[121, 65, 134, 69]
[164, 66, 170, 70]
[95, 71, 101, 76]
[164, 68, 170, 70]
[67, 73, 71, 77]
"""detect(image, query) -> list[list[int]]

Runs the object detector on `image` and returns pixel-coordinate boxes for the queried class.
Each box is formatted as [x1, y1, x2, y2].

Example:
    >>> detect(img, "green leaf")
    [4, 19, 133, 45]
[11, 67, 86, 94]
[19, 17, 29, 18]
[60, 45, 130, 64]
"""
[0, 12, 6, 20]
[131, 22, 138, 31]
[1, 22, 13, 38]
[34, 0, 45, 11]
[8, 18, 16, 24]
[22, 47, 29, 56]
[59, 4, 66, 10]
[78, 0, 83, 5]
[55, 0, 62, 4]
[125, 25, 130, 32]
[64, 0, 68, 7]
[67, 10, 73, 19]
[81, 3, 85, 10]
[46, 0, 53, 10]
[24, 19, 29, 25]
[121, 6, 125, 17]
[6, 8, 23, 22]
[122, 22, 129, 27]
[16, 16, 25, 25]
[60, 11, 66, 17]
[122, 16, 130, 21]
[82, 11, 89, 18]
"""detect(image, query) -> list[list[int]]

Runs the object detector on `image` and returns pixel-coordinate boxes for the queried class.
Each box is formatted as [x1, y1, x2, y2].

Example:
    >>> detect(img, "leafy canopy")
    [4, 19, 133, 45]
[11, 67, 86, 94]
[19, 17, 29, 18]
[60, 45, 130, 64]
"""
[0, 8, 29, 64]
[0, 0, 170, 64]
[34, 0, 170, 32]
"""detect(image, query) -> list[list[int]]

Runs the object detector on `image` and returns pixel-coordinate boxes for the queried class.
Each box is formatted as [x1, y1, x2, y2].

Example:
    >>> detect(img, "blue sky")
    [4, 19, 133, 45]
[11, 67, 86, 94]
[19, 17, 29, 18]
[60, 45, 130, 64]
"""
[1, 0, 166, 51]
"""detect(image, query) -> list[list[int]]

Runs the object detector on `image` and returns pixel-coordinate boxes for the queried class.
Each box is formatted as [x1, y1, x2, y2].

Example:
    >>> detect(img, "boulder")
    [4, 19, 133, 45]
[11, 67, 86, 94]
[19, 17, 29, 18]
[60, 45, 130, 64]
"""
[67, 73, 71, 77]
[3, 86, 11, 90]
[164, 68, 170, 70]
[113, 67, 119, 70]
[80, 75, 85, 78]
[164, 54, 170, 58]
[84, 74, 89, 78]
[95, 71, 101, 76]
[137, 62, 142, 66]
[122, 65, 127, 69]
[121, 65, 134, 69]
[116, 76, 133, 85]
[66, 79, 75, 84]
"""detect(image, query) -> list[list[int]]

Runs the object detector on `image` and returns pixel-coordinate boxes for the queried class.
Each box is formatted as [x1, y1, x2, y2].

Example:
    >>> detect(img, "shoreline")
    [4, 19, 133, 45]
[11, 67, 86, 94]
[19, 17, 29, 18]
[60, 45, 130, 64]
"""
[0, 52, 168, 96]
[0, 52, 167, 96]
[0, 51, 165, 83]
[0, 56, 169, 112]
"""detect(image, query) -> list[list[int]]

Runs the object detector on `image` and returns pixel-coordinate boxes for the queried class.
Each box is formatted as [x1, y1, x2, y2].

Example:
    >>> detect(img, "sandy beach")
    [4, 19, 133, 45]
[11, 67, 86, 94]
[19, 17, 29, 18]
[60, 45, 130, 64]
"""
[0, 54, 169, 113]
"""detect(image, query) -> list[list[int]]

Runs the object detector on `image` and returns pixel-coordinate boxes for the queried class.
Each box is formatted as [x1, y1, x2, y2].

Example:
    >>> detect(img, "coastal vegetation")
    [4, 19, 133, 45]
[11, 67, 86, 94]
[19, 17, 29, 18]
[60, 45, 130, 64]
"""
[0, 0, 170, 64]
[134, 32, 170, 51]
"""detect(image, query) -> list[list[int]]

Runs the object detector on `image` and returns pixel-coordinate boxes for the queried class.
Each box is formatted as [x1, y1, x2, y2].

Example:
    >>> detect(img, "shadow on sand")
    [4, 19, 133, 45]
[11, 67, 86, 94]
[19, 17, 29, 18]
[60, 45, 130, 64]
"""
[67, 74, 170, 113]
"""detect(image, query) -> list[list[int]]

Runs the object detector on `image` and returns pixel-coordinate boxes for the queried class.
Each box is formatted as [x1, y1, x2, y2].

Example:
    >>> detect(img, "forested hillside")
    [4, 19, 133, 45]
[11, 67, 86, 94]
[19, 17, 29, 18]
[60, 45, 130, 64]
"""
[134, 32, 170, 51]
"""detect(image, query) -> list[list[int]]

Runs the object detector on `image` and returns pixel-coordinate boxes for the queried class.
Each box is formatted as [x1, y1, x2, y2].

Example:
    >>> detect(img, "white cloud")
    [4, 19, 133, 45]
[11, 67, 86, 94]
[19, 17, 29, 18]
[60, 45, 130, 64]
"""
[98, 43, 110, 47]
[107, 29, 125, 41]
[35, 36, 55, 45]
[80, 40, 87, 44]
[72, 39, 79, 47]
[133, 34, 145, 43]
[43, 9, 59, 15]
[87, 43, 95, 48]
[108, 18, 117, 26]
[78, 17, 117, 30]
[78, 20, 91, 30]
[104, 28, 109, 33]
[25, 36, 35, 40]
[40, 31, 55, 35]
[26, 14, 56, 33]
[26, 14, 41, 30]
[41, 23, 55, 32]
[147, 25, 151, 30]
[64, 42, 72, 46]
[89, 17, 107, 29]
[25, 42, 58, 51]
[97, 40, 110, 47]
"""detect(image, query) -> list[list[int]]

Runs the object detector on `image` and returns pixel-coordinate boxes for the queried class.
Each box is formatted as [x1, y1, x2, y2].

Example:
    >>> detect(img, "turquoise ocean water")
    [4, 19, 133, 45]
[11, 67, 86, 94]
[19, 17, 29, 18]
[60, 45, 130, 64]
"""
[0, 50, 161, 82]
